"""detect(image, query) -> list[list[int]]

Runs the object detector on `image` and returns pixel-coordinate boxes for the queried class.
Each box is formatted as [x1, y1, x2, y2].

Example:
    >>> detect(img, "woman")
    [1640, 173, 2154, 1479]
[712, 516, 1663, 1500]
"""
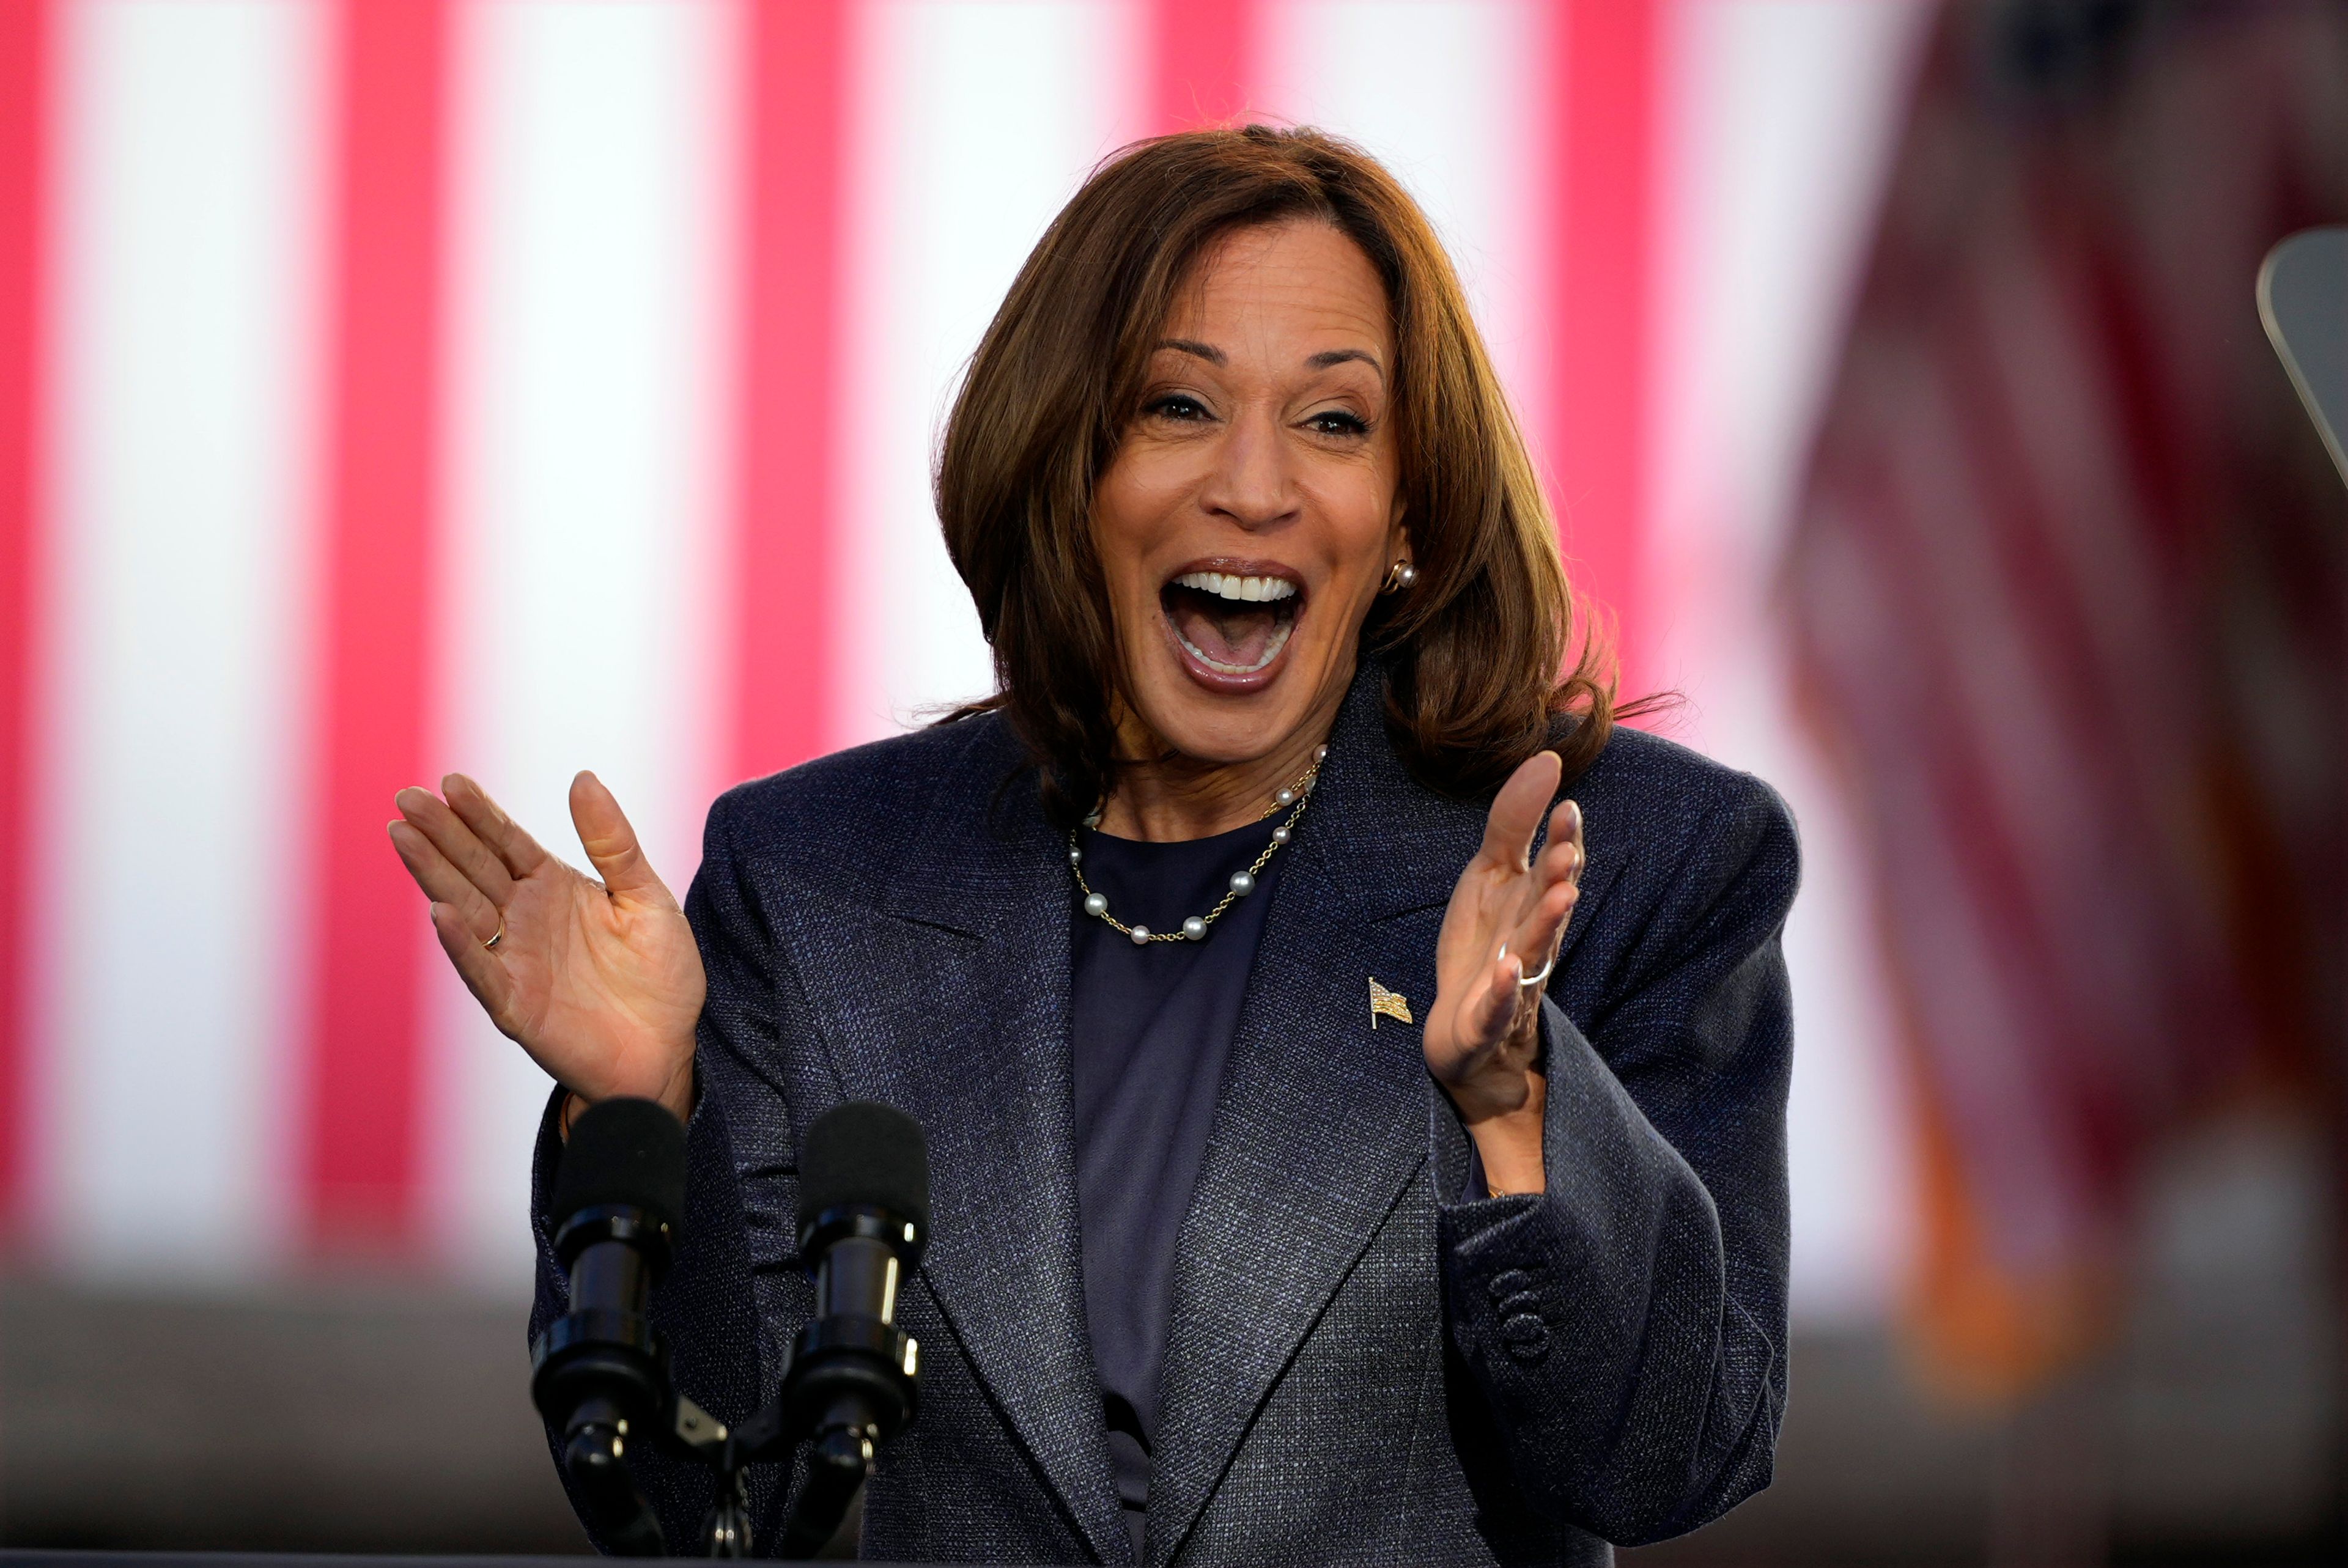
[389, 127, 1796, 1566]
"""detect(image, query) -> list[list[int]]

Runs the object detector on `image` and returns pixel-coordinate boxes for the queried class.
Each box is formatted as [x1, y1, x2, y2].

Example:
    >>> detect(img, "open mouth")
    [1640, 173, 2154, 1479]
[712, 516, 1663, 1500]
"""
[1159, 566, 1302, 685]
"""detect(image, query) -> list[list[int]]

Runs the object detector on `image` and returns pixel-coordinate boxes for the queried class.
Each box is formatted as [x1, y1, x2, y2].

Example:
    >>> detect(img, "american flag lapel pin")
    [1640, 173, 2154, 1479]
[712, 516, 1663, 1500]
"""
[1368, 976, 1413, 1029]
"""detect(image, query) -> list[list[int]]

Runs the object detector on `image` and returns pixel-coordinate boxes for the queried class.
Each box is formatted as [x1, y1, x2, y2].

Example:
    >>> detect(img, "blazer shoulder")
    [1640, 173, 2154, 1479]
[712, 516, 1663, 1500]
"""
[1569, 722, 1800, 905]
[704, 713, 1017, 866]
[1575, 722, 1790, 819]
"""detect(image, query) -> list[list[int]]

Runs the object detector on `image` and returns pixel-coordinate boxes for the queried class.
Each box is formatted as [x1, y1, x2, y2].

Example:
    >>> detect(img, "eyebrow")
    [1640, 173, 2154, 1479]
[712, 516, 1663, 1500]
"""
[1153, 339, 1387, 381]
[1308, 347, 1384, 381]
[1156, 338, 1226, 365]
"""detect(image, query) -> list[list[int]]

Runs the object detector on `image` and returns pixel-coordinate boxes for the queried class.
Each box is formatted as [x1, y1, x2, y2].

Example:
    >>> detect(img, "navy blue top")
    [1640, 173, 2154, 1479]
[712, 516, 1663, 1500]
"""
[1068, 811, 1288, 1553]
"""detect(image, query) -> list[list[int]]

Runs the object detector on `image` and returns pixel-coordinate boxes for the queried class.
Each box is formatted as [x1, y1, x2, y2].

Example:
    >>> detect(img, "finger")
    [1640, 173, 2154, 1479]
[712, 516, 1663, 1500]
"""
[428, 899, 520, 1027]
[443, 773, 552, 880]
[1503, 878, 1578, 988]
[1531, 819, 1584, 890]
[1477, 750, 1564, 871]
[388, 820, 504, 943]
[569, 771, 676, 907]
[394, 786, 517, 907]
[1530, 838, 1579, 893]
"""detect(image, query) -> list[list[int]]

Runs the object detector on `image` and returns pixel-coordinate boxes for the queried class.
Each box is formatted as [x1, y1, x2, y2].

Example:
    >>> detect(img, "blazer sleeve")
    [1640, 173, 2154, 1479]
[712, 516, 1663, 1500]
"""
[1430, 770, 1798, 1546]
[526, 789, 814, 1553]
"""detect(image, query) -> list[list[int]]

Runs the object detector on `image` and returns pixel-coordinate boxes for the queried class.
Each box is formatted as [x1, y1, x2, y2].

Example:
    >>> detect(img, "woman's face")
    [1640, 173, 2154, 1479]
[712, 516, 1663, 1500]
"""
[1092, 219, 1405, 768]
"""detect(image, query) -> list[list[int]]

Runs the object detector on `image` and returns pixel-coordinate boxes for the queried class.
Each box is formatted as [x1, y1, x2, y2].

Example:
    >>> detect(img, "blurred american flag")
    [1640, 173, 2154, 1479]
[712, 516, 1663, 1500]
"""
[1789, 0, 2347, 1390]
[0, 0, 1928, 1297]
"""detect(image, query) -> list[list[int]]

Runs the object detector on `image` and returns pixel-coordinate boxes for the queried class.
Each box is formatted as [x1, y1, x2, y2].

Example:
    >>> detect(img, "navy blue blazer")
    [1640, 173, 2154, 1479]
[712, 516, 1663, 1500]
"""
[530, 663, 1800, 1564]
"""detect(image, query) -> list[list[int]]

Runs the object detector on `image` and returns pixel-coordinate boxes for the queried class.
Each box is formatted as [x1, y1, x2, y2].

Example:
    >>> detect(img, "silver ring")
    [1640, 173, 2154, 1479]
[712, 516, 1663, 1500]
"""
[1515, 952, 1554, 988]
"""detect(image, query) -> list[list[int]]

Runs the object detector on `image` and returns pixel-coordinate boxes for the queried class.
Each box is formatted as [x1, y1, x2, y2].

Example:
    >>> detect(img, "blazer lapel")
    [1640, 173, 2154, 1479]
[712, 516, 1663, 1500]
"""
[1144, 675, 1488, 1563]
[767, 723, 1128, 1563]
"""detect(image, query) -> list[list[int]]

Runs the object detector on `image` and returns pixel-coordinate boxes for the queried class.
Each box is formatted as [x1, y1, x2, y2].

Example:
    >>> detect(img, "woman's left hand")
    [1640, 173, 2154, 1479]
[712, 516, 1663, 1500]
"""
[1422, 749, 1586, 1194]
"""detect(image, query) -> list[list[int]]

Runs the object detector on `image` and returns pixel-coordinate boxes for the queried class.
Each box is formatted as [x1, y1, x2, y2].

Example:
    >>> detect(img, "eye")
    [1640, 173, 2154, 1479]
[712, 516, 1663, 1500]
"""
[1144, 392, 1212, 422]
[1305, 408, 1369, 437]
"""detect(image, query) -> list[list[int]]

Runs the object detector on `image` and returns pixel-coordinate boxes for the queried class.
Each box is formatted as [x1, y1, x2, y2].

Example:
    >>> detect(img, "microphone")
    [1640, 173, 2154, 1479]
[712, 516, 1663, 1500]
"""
[531, 1097, 687, 1558]
[775, 1102, 929, 1556]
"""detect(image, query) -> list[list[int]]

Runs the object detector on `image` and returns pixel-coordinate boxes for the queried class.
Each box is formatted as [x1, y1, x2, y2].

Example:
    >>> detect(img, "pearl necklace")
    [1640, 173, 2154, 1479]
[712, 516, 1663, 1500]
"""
[1068, 745, 1327, 946]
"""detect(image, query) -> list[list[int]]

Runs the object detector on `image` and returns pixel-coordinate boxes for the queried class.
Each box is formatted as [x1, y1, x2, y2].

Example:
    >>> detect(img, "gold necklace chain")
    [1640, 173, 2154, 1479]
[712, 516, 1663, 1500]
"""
[1068, 746, 1326, 946]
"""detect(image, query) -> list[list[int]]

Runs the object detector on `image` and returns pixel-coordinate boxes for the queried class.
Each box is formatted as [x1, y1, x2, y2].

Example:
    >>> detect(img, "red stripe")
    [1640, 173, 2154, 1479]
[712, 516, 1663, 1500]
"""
[1148, 0, 1254, 133]
[1546, 0, 1659, 699]
[0, 0, 50, 1235]
[734, 0, 850, 780]
[300, 0, 449, 1251]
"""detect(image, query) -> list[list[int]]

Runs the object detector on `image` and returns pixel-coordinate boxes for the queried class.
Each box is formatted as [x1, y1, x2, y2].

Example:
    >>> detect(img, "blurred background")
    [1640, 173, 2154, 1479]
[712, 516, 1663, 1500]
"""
[0, 0, 2339, 1562]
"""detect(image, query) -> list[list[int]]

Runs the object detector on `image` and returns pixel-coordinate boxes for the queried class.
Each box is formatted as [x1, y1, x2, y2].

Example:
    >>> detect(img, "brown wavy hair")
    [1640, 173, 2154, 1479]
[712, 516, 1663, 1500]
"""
[936, 124, 1624, 825]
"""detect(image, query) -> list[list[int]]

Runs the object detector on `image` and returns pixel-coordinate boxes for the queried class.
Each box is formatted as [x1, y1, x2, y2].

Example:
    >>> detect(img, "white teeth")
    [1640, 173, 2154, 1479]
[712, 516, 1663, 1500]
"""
[1176, 617, 1295, 675]
[1172, 570, 1298, 603]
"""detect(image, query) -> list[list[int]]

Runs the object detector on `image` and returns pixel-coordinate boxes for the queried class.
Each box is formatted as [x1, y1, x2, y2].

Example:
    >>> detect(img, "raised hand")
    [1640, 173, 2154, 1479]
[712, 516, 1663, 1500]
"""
[387, 771, 705, 1122]
[1422, 750, 1586, 1193]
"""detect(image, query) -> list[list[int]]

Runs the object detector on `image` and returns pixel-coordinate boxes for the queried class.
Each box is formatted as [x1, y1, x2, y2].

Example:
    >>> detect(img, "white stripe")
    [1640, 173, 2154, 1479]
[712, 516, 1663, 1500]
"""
[36, 0, 325, 1277]
[1258, 0, 1551, 442]
[1652, 0, 1930, 589]
[426, 0, 734, 1287]
[1647, 0, 1935, 1320]
[833, 0, 1146, 745]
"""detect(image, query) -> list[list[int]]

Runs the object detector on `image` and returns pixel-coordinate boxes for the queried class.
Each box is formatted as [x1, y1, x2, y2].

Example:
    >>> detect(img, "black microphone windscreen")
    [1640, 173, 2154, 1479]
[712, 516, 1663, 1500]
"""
[798, 1102, 929, 1241]
[552, 1097, 687, 1234]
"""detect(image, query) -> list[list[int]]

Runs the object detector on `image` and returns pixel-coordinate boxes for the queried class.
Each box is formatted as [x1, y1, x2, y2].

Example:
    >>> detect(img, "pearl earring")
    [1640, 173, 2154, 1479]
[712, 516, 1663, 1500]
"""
[1381, 559, 1419, 594]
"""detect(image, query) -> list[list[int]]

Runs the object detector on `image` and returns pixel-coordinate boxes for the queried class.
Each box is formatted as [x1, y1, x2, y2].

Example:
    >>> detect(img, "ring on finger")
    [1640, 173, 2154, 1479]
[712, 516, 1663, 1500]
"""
[484, 914, 504, 951]
[1516, 951, 1555, 988]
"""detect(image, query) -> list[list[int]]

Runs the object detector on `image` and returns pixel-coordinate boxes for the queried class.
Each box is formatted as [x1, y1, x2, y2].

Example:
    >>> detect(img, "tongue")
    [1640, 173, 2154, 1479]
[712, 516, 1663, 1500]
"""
[1170, 594, 1279, 668]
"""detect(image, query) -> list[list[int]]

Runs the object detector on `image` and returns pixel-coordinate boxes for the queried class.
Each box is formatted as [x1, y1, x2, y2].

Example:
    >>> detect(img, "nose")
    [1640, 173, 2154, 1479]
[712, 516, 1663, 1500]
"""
[1195, 405, 1299, 532]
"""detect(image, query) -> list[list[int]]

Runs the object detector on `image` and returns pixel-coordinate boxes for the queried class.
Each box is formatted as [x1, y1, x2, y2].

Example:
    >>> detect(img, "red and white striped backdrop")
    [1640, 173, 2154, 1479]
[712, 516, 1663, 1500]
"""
[0, 0, 1927, 1301]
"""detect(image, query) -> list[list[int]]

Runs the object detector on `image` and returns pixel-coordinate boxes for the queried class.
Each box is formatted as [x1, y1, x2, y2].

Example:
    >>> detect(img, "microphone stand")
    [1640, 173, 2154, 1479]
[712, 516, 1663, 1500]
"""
[533, 1254, 859, 1558]
[620, 1307, 917, 1558]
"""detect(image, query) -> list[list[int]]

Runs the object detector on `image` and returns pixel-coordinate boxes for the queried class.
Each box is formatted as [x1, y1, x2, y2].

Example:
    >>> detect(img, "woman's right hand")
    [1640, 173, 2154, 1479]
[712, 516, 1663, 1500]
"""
[388, 771, 706, 1124]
